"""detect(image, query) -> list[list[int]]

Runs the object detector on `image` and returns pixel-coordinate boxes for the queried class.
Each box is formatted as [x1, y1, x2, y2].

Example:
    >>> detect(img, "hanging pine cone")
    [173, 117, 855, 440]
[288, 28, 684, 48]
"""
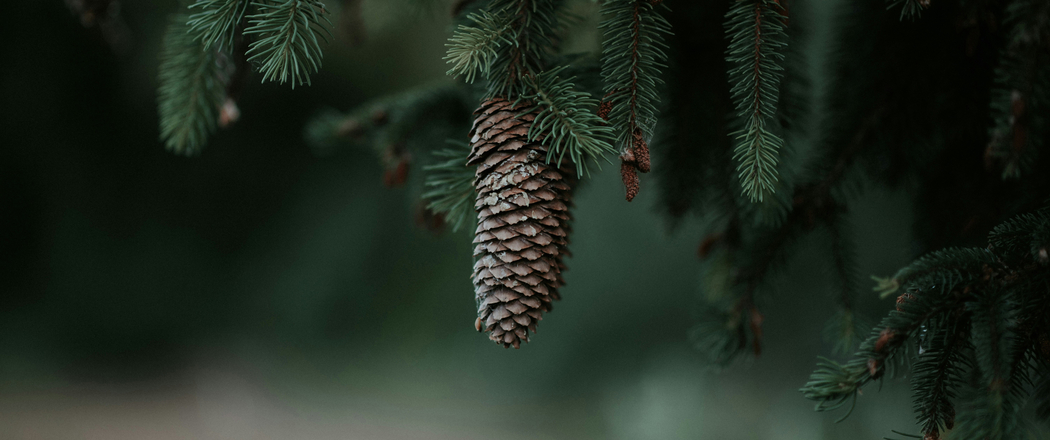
[468, 98, 576, 349]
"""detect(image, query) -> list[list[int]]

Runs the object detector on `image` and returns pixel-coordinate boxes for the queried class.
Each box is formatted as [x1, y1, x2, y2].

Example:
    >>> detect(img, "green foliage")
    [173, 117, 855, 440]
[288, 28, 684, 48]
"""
[725, 0, 787, 203]
[910, 325, 969, 437]
[422, 144, 477, 233]
[689, 301, 749, 368]
[872, 248, 994, 300]
[521, 68, 615, 176]
[823, 214, 865, 354]
[244, 0, 332, 88]
[304, 82, 472, 157]
[476, 0, 562, 97]
[187, 0, 250, 51]
[598, 0, 671, 155]
[157, 14, 229, 155]
[986, 0, 1050, 179]
[802, 206, 1050, 439]
[886, 0, 926, 21]
[444, 9, 514, 84]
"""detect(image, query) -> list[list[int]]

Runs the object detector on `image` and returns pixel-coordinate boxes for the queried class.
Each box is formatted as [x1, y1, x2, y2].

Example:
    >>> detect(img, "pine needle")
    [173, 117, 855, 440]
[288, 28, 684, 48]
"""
[244, 0, 332, 88]
[157, 14, 229, 155]
[724, 0, 787, 203]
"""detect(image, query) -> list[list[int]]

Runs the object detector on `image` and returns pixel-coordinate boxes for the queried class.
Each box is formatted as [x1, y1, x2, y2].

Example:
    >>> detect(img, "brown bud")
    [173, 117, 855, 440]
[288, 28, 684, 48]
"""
[749, 309, 764, 356]
[598, 98, 614, 122]
[698, 233, 725, 259]
[474, 317, 482, 332]
[867, 358, 882, 379]
[923, 431, 939, 440]
[633, 129, 651, 173]
[621, 161, 640, 202]
[336, 118, 364, 139]
[383, 160, 410, 187]
[371, 109, 389, 126]
[218, 98, 240, 128]
[895, 292, 915, 312]
[875, 328, 896, 352]
[415, 206, 446, 233]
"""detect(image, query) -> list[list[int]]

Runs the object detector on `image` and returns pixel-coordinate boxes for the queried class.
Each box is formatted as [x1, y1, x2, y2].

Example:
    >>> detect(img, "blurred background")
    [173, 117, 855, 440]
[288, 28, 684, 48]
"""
[1, 1, 923, 438]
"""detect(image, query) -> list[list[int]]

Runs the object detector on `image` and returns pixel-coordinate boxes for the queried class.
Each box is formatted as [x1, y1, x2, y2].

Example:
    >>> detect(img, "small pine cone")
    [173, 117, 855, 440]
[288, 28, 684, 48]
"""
[468, 98, 575, 348]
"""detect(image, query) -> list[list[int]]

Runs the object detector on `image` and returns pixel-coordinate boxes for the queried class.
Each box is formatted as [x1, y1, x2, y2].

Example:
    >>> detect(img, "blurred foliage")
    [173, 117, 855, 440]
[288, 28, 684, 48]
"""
[0, 1, 958, 439]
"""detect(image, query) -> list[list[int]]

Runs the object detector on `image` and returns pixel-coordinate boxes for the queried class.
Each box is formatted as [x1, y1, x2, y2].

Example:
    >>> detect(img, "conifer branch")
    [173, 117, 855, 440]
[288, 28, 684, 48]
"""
[187, 0, 251, 51]
[725, 0, 787, 203]
[599, 0, 671, 199]
[521, 68, 615, 176]
[803, 205, 1050, 438]
[911, 325, 968, 438]
[244, 0, 332, 88]
[303, 82, 472, 185]
[158, 14, 230, 155]
[953, 288, 1023, 440]
[886, 0, 929, 21]
[693, 102, 884, 366]
[824, 214, 865, 355]
[444, 9, 514, 84]
[423, 144, 477, 233]
[986, 0, 1050, 180]
[482, 0, 559, 98]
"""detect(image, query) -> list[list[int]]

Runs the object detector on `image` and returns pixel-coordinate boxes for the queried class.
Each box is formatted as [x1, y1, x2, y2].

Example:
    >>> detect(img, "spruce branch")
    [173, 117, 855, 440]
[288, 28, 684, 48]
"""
[911, 325, 968, 438]
[871, 248, 995, 299]
[952, 288, 1024, 440]
[187, 0, 251, 51]
[985, 0, 1050, 180]
[521, 68, 616, 176]
[693, 102, 885, 367]
[423, 144, 476, 233]
[482, 0, 560, 98]
[303, 82, 472, 184]
[725, 0, 788, 203]
[444, 9, 515, 84]
[803, 206, 1050, 438]
[599, 0, 671, 200]
[823, 213, 866, 355]
[244, 0, 332, 88]
[886, 0, 929, 21]
[158, 14, 230, 155]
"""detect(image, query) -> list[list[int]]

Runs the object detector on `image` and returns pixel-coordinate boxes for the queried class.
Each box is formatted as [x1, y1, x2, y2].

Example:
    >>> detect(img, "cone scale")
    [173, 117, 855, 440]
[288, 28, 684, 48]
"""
[468, 98, 575, 348]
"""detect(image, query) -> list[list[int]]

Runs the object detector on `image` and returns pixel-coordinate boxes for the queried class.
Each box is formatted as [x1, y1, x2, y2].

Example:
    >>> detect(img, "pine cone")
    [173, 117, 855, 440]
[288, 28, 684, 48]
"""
[468, 98, 575, 348]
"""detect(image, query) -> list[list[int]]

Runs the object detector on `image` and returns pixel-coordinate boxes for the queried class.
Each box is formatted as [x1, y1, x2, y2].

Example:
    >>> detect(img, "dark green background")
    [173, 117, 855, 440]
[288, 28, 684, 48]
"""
[1, 1, 920, 438]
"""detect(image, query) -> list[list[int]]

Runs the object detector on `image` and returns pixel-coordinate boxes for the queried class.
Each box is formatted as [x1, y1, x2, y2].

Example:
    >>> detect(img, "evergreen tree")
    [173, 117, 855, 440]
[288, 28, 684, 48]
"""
[151, 0, 1050, 437]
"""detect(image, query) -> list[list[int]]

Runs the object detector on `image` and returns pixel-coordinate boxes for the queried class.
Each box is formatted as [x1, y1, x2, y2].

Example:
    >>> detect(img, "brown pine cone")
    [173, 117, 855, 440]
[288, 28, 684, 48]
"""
[468, 98, 576, 348]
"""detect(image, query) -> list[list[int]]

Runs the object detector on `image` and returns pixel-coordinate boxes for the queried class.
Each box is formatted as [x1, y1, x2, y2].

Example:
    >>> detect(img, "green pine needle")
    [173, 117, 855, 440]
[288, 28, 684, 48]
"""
[158, 14, 228, 155]
[521, 68, 616, 176]
[804, 205, 1050, 436]
[472, 0, 562, 99]
[886, 0, 927, 21]
[725, 0, 787, 203]
[244, 0, 332, 88]
[444, 9, 514, 84]
[985, 0, 1050, 180]
[423, 144, 477, 233]
[187, 0, 251, 51]
[910, 326, 968, 438]
[599, 0, 671, 156]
